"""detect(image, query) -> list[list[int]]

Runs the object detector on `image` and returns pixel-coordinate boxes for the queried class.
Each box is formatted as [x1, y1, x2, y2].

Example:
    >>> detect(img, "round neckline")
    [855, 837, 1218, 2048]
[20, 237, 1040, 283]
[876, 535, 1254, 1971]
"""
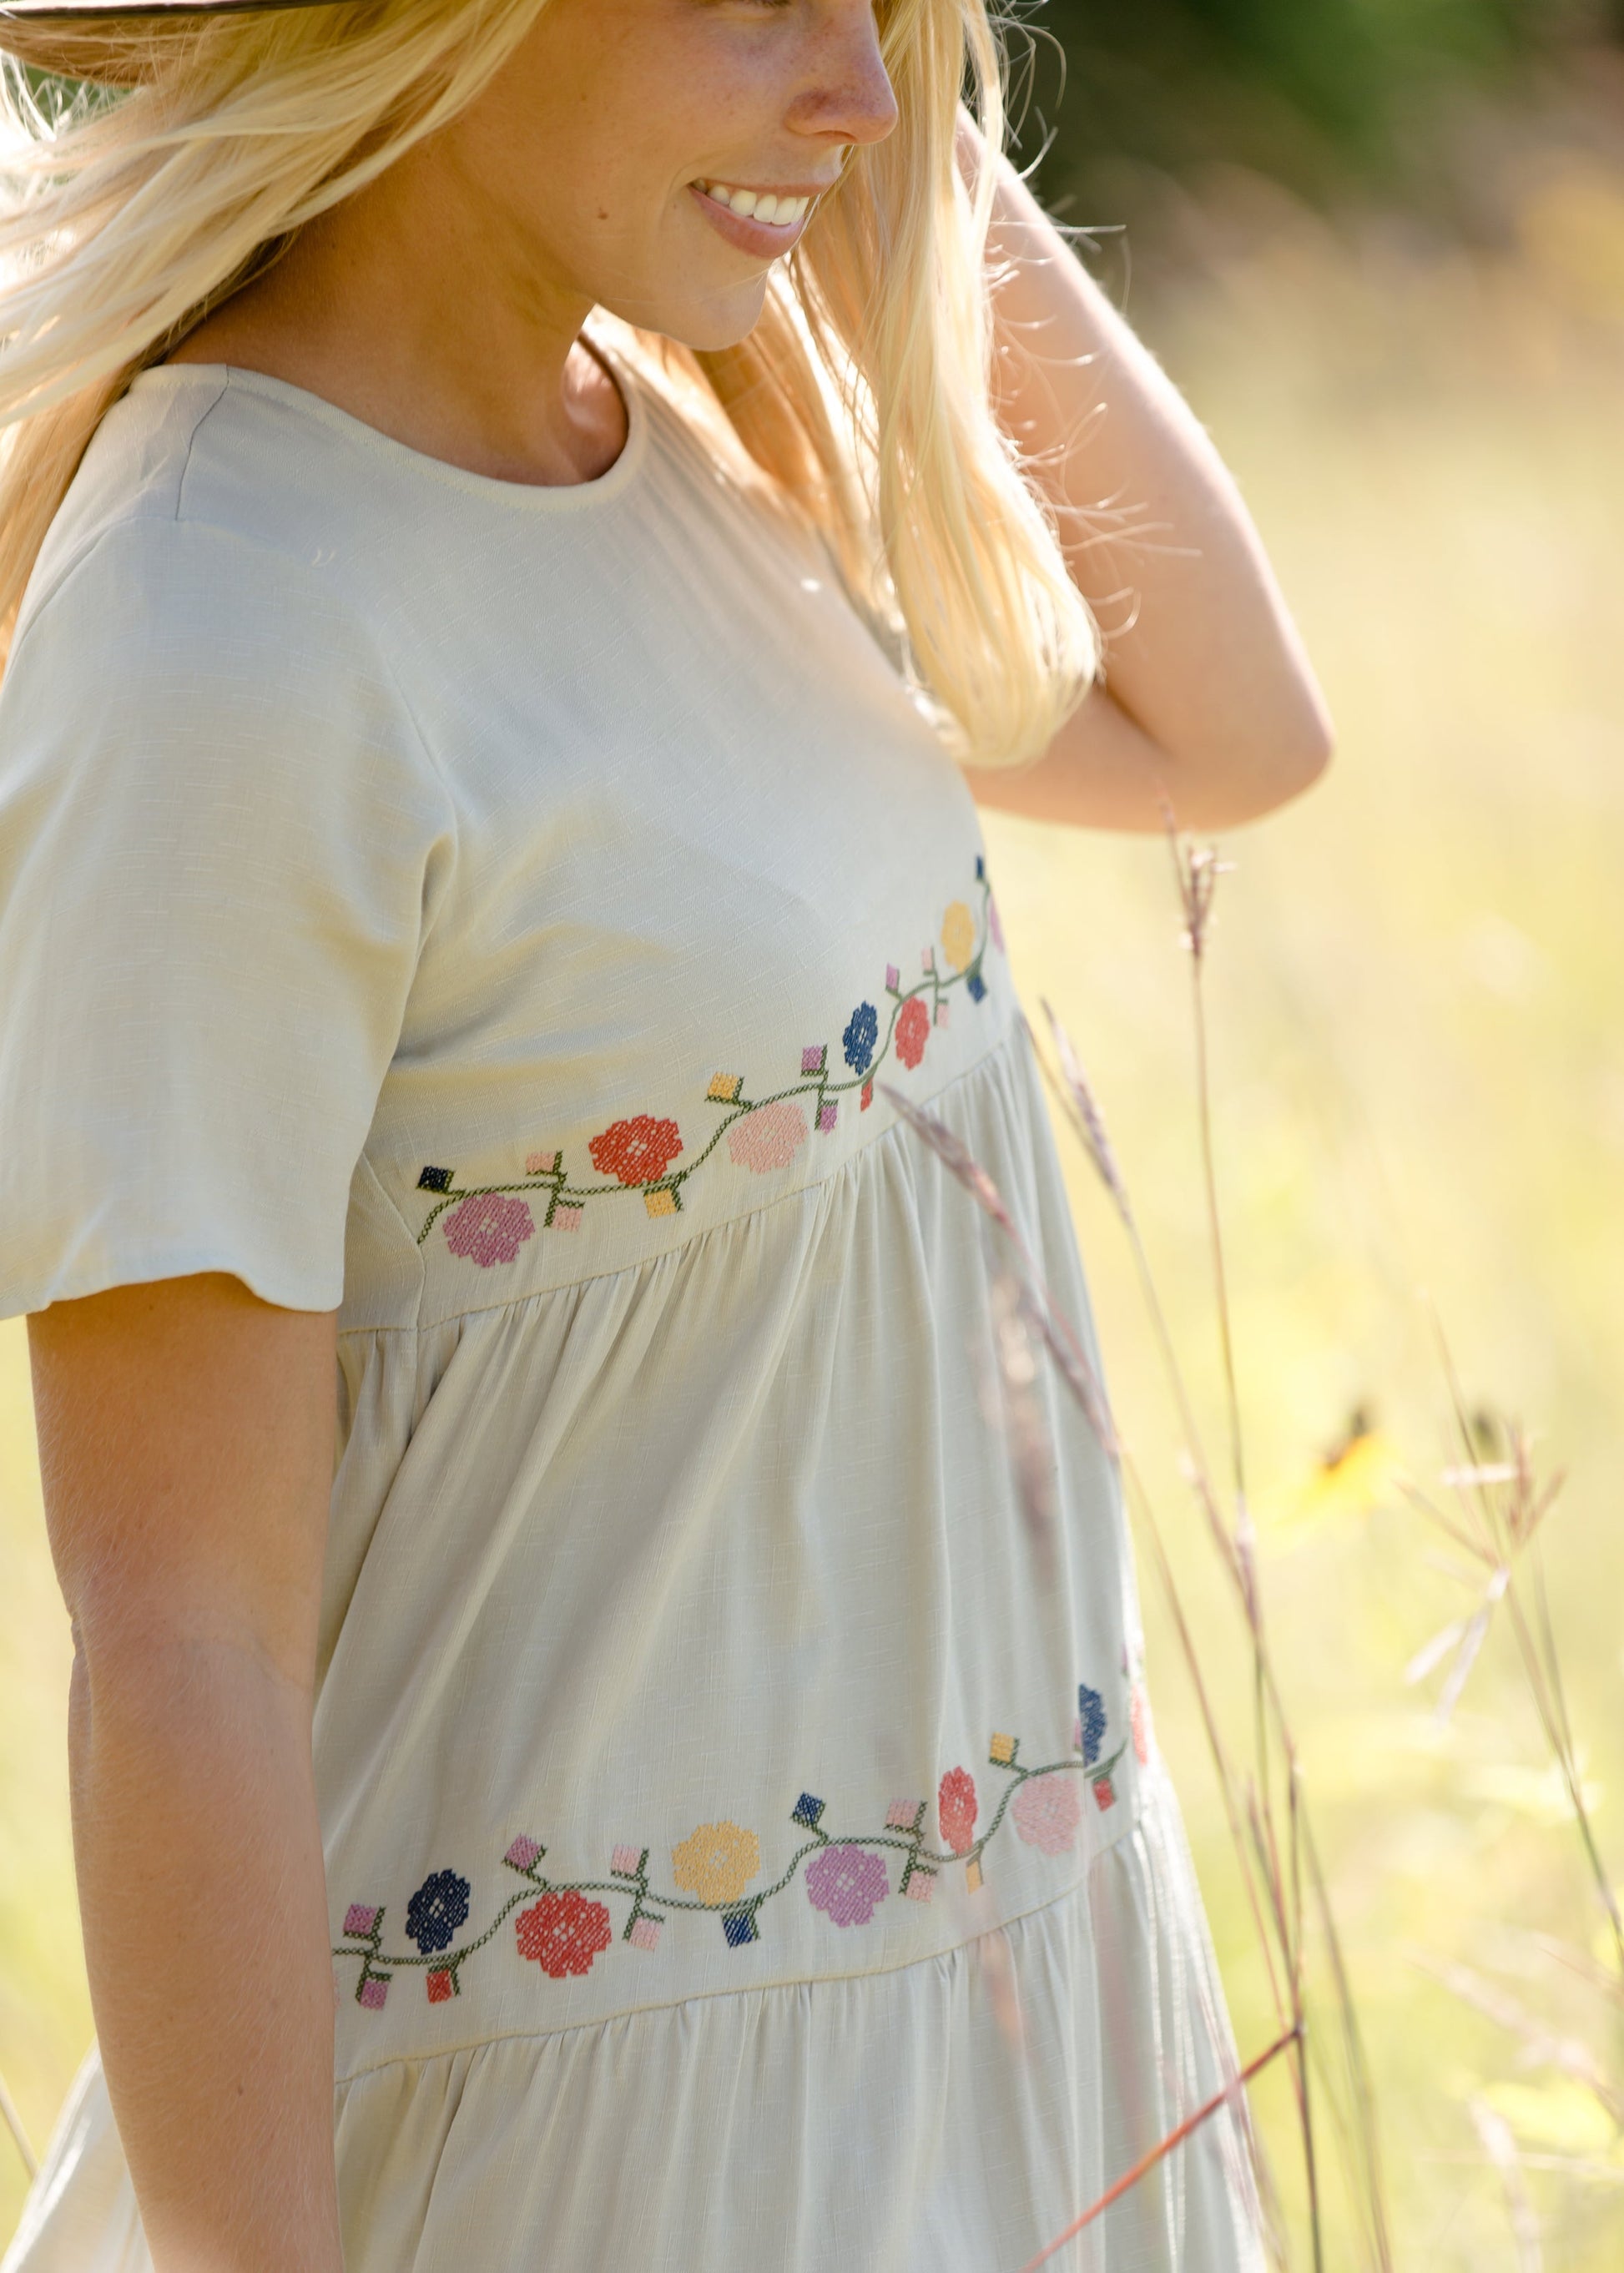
[134, 329, 648, 512]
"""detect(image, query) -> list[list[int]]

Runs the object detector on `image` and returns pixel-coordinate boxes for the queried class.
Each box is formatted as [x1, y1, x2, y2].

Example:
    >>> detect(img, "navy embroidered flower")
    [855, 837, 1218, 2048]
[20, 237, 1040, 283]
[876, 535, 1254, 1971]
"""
[1078, 1683, 1107, 1769]
[842, 1001, 880, 1076]
[417, 1165, 454, 1192]
[406, 1868, 472, 1955]
[722, 1909, 759, 1948]
[791, 1792, 825, 1831]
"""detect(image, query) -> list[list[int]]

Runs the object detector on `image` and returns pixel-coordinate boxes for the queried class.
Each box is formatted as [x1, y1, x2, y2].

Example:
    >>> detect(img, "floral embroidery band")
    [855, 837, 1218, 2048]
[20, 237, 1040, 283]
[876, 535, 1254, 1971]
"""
[334, 1676, 1151, 2008]
[413, 861, 1004, 1260]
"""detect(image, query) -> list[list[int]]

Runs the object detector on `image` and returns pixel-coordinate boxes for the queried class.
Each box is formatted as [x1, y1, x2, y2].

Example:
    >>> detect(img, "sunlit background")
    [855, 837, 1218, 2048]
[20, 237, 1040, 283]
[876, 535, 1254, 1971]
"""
[5, 3, 1624, 2262]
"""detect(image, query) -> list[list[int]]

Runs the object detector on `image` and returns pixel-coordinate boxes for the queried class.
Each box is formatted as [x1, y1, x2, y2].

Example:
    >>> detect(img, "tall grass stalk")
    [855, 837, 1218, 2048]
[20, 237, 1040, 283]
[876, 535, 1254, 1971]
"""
[885, 814, 1392, 2267]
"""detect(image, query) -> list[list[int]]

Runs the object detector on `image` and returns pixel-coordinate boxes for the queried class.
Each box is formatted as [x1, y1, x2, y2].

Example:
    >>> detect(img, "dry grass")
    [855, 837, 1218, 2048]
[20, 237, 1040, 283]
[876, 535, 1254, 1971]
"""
[4, 115, 1624, 2262]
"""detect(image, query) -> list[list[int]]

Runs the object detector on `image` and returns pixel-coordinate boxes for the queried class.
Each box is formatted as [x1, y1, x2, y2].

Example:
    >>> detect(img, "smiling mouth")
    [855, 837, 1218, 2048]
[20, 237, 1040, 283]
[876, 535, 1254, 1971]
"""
[694, 179, 813, 229]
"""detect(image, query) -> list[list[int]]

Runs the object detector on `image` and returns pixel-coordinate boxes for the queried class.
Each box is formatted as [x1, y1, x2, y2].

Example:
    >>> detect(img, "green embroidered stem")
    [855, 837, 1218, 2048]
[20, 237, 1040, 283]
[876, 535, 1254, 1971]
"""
[415, 870, 996, 1246]
[331, 1724, 1132, 2000]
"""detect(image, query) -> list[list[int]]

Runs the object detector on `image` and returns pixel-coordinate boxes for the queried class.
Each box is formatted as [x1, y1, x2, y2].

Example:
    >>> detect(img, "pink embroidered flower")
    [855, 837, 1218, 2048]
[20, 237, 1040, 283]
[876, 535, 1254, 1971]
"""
[1131, 1687, 1151, 1766]
[445, 1193, 535, 1268]
[504, 1836, 542, 1872]
[629, 1917, 662, 1952]
[895, 995, 930, 1070]
[727, 1100, 809, 1175]
[517, 1891, 613, 1979]
[806, 1844, 889, 1928]
[1012, 1774, 1083, 1857]
[358, 1978, 388, 2011]
[903, 1870, 936, 1904]
[886, 1798, 921, 1830]
[939, 1766, 977, 1856]
[588, 1114, 683, 1187]
[343, 1904, 379, 1938]
[816, 1101, 838, 1134]
[611, 1845, 643, 1877]
[989, 894, 1005, 953]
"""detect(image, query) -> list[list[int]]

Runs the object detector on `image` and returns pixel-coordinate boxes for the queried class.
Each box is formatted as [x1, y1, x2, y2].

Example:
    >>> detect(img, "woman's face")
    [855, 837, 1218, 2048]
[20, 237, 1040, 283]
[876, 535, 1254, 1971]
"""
[436, 0, 899, 349]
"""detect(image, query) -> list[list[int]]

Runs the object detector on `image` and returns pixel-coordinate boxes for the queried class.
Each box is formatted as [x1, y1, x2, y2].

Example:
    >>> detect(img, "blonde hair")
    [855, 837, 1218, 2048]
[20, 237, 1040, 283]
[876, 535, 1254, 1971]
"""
[0, 0, 1098, 764]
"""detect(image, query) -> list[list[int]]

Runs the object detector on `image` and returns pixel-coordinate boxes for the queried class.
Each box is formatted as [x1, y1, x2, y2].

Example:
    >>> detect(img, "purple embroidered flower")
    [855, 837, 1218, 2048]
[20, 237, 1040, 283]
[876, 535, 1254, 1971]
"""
[885, 963, 900, 991]
[727, 1100, 809, 1175]
[816, 1101, 838, 1135]
[405, 1869, 471, 1956]
[504, 1836, 542, 1872]
[842, 1001, 880, 1075]
[989, 894, 1005, 953]
[445, 1193, 535, 1268]
[801, 1043, 826, 1075]
[358, 1977, 388, 2010]
[1013, 1774, 1083, 1857]
[806, 1844, 889, 1928]
[342, 1903, 379, 1938]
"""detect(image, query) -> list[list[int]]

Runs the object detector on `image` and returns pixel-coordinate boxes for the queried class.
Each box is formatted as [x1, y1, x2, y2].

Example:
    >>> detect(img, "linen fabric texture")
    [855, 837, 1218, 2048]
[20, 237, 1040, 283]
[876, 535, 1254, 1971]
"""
[0, 345, 1263, 2272]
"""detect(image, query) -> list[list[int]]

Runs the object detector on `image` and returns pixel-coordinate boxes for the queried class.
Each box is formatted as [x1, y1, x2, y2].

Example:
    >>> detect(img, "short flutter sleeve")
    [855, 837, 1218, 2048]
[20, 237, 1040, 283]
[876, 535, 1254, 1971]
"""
[0, 517, 451, 1318]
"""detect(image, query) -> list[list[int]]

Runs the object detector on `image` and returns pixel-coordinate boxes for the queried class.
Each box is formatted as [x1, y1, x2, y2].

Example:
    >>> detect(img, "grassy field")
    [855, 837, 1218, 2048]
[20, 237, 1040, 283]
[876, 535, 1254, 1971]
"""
[5, 138, 1624, 2264]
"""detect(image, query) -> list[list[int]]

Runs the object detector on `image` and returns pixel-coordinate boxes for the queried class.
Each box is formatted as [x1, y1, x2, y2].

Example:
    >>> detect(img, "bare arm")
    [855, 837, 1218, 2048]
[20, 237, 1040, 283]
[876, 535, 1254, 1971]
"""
[961, 129, 1335, 832]
[28, 1274, 342, 2273]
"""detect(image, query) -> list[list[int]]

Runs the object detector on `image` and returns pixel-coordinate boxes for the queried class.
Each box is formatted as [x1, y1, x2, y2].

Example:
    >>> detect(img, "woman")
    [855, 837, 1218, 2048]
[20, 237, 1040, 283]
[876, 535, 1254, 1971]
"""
[0, 3, 1330, 2269]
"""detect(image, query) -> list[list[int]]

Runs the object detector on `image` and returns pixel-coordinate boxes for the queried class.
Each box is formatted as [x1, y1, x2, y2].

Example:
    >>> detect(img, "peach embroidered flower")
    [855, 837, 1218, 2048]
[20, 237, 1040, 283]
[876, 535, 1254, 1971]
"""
[671, 1820, 761, 1907]
[940, 900, 975, 972]
[727, 1100, 809, 1175]
[1012, 1774, 1083, 1857]
[938, 1766, 977, 1856]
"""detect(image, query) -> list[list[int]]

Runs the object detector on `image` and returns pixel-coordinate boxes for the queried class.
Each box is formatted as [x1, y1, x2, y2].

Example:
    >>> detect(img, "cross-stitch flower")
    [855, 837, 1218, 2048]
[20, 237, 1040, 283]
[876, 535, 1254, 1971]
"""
[445, 1194, 534, 1268]
[842, 1000, 879, 1075]
[940, 900, 975, 972]
[516, 1891, 613, 1979]
[1078, 1682, 1107, 1768]
[343, 1903, 379, 1938]
[1092, 1776, 1117, 1812]
[938, 1766, 977, 1856]
[1013, 1773, 1083, 1856]
[588, 1114, 683, 1187]
[1131, 1687, 1151, 1766]
[405, 1869, 471, 1956]
[727, 1100, 809, 1175]
[806, 1843, 889, 1928]
[671, 1820, 761, 1906]
[426, 1968, 455, 2003]
[504, 1836, 542, 1872]
[989, 894, 1005, 953]
[895, 995, 930, 1070]
[358, 1978, 388, 2010]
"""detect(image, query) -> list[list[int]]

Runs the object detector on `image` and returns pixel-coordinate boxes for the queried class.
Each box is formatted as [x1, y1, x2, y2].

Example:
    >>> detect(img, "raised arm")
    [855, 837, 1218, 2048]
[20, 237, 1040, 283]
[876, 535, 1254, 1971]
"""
[961, 126, 1335, 832]
[28, 1274, 343, 2273]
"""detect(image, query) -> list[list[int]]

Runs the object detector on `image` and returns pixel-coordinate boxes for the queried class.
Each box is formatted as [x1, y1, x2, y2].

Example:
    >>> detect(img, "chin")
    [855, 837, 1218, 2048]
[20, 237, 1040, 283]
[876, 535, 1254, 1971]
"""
[609, 278, 770, 355]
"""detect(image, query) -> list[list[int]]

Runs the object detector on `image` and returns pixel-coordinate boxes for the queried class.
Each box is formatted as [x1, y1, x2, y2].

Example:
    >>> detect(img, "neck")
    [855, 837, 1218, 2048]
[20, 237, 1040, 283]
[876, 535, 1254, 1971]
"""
[168, 139, 628, 488]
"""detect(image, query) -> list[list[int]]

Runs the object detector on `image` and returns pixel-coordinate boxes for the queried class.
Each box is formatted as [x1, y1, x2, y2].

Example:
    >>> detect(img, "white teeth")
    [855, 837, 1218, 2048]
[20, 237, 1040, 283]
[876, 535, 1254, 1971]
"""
[700, 182, 809, 227]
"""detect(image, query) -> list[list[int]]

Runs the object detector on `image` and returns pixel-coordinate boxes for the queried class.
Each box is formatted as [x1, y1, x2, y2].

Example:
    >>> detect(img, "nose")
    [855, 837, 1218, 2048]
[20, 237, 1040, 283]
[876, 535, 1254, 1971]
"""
[790, 0, 900, 151]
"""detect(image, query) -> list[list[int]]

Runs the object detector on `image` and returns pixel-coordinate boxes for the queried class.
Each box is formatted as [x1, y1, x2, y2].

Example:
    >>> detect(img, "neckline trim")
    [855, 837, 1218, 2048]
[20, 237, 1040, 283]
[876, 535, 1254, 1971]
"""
[134, 330, 648, 514]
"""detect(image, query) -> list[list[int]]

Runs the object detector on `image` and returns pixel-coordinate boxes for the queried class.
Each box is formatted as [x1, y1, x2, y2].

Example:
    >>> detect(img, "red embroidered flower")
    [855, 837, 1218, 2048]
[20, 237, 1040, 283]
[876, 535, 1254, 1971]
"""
[516, 1891, 613, 1980]
[444, 1193, 535, 1268]
[588, 1114, 683, 1187]
[938, 1766, 977, 1856]
[895, 995, 930, 1070]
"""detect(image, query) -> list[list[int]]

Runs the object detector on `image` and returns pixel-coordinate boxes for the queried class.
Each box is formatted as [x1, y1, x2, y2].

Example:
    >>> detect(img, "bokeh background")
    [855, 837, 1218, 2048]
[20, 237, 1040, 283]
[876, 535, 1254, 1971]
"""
[5, 1, 1624, 2262]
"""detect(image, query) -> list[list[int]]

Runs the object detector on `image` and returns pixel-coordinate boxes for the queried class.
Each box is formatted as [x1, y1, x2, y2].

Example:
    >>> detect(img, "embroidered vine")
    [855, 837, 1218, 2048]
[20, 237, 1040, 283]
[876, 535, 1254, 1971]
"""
[414, 860, 1002, 1257]
[334, 1676, 1152, 2008]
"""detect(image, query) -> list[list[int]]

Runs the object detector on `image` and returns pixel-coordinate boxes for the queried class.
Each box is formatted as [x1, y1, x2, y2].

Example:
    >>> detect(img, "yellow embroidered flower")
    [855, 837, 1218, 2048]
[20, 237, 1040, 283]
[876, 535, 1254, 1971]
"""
[988, 1732, 1017, 1766]
[940, 900, 975, 973]
[671, 1820, 761, 1907]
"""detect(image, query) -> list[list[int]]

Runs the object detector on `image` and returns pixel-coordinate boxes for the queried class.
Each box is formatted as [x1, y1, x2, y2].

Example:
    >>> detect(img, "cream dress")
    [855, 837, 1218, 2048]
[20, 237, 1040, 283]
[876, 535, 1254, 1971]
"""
[0, 338, 1262, 2272]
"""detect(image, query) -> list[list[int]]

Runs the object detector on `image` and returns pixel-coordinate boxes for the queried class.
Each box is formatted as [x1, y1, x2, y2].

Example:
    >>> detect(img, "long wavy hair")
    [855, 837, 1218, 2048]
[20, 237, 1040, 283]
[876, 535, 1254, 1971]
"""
[0, 0, 1098, 764]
